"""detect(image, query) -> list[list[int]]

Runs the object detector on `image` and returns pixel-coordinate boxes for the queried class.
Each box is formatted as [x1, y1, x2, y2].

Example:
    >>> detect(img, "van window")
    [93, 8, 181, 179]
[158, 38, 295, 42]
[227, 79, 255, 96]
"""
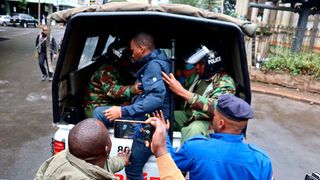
[162, 49, 171, 58]
[78, 36, 99, 68]
[102, 35, 116, 55]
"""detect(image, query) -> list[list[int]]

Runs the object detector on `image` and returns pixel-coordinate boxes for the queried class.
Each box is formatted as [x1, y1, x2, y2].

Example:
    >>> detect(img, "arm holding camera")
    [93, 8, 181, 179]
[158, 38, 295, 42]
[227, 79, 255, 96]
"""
[145, 110, 184, 180]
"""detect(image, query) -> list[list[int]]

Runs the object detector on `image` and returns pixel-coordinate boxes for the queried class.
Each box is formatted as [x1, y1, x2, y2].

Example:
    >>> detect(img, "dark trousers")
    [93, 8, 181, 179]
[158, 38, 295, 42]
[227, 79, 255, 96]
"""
[39, 53, 52, 77]
[93, 106, 152, 180]
[125, 140, 153, 180]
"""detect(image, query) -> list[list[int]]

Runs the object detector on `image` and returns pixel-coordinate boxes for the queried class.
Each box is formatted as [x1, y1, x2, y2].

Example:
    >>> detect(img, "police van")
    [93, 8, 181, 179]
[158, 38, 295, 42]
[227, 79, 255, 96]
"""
[47, 2, 256, 179]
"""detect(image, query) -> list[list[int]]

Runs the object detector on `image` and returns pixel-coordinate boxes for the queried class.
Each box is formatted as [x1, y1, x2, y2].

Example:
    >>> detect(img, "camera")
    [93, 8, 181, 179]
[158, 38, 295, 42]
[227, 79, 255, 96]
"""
[114, 119, 155, 141]
[305, 172, 320, 180]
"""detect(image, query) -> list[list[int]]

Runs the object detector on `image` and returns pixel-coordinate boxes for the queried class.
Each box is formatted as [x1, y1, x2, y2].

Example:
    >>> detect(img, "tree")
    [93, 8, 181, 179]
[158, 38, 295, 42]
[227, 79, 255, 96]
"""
[18, 0, 27, 13]
[223, 0, 237, 17]
[202, 0, 221, 12]
[4, 0, 10, 15]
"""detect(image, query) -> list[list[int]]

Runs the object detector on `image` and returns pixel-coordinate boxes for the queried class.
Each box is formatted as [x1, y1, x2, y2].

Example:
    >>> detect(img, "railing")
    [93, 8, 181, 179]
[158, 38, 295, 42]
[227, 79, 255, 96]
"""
[248, 25, 320, 67]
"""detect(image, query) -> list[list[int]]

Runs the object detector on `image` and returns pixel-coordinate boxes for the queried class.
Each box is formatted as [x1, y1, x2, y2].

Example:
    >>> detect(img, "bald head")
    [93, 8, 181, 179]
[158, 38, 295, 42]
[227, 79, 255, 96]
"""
[41, 26, 48, 36]
[68, 118, 111, 161]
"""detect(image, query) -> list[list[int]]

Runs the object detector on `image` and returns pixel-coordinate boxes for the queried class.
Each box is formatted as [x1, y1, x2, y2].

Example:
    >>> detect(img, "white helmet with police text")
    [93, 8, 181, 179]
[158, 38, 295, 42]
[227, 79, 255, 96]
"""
[185, 45, 224, 78]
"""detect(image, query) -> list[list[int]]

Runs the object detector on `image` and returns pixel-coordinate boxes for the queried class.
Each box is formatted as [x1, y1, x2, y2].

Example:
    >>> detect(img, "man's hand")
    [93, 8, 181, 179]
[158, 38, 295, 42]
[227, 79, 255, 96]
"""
[145, 110, 169, 158]
[53, 53, 58, 61]
[117, 147, 131, 166]
[131, 82, 143, 95]
[161, 72, 192, 100]
[152, 110, 170, 130]
[104, 106, 121, 121]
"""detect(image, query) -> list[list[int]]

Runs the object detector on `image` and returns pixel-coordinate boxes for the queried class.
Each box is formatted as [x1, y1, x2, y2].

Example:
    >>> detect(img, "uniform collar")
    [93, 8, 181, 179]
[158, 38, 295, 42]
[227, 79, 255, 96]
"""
[209, 133, 244, 142]
[135, 49, 159, 67]
[134, 49, 162, 77]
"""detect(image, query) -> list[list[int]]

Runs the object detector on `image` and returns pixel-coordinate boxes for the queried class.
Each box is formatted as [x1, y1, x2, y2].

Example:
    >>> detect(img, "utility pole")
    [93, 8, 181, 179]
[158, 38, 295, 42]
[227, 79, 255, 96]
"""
[38, 0, 41, 25]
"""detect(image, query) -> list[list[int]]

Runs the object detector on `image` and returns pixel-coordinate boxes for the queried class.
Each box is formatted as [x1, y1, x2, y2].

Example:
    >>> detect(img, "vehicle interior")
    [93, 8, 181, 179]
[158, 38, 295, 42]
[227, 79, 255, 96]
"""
[52, 12, 251, 127]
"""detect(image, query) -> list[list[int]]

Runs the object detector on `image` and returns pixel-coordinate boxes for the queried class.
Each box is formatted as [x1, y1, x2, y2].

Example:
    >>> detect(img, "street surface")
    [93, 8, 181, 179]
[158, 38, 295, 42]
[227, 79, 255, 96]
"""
[0, 26, 319, 180]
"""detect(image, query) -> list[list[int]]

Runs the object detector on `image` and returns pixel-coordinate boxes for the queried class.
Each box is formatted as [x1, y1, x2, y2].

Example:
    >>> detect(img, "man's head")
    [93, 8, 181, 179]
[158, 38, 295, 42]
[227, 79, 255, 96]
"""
[185, 45, 224, 78]
[68, 118, 111, 168]
[213, 94, 253, 134]
[41, 26, 48, 36]
[130, 32, 155, 62]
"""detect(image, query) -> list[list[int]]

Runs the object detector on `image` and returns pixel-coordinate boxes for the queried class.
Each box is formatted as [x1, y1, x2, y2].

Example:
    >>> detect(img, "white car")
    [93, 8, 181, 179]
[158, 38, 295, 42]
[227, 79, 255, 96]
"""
[0, 15, 12, 26]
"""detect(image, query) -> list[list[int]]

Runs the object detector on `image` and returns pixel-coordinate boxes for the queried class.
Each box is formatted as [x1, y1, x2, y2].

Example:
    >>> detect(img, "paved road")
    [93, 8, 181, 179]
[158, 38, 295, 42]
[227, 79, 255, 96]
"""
[0, 26, 64, 179]
[0, 26, 319, 180]
[247, 93, 320, 180]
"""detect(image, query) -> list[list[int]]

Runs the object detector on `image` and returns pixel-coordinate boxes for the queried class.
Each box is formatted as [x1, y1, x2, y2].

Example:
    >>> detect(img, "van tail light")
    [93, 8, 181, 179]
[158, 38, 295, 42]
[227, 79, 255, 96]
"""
[51, 138, 65, 155]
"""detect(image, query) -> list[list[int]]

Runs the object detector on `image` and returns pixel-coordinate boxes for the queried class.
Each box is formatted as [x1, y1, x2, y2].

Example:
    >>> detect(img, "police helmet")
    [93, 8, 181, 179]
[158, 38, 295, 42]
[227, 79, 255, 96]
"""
[105, 37, 131, 63]
[185, 45, 224, 77]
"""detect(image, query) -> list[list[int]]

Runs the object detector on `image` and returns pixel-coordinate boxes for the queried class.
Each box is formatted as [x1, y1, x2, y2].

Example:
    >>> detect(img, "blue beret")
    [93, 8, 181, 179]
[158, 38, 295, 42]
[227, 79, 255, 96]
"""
[216, 94, 253, 121]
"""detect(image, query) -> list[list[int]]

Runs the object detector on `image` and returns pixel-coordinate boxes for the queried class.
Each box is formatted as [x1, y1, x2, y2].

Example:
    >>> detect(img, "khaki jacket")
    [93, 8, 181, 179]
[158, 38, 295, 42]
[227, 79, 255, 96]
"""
[35, 150, 125, 180]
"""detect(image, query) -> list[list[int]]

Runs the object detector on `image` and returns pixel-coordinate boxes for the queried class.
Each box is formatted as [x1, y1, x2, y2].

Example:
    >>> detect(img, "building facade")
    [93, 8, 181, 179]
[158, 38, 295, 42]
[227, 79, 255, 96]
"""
[0, 0, 84, 19]
[236, 0, 320, 55]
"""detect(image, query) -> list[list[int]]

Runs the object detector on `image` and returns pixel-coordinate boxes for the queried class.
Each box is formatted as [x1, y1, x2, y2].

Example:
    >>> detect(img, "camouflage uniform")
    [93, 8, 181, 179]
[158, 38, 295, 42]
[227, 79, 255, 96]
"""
[83, 63, 135, 117]
[175, 71, 236, 143]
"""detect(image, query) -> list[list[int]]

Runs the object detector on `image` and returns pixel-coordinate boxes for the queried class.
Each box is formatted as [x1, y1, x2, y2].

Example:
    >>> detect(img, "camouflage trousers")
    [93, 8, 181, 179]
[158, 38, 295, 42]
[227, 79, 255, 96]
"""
[174, 110, 211, 144]
[85, 109, 94, 118]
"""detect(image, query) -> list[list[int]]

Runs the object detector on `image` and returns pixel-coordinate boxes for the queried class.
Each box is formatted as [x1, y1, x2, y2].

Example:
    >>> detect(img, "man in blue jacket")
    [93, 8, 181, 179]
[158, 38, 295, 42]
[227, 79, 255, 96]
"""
[166, 94, 273, 180]
[93, 32, 171, 180]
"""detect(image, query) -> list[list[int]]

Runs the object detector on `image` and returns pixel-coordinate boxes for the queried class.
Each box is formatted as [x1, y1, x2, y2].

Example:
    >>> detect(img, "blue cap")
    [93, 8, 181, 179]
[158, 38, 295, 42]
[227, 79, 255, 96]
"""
[216, 94, 253, 121]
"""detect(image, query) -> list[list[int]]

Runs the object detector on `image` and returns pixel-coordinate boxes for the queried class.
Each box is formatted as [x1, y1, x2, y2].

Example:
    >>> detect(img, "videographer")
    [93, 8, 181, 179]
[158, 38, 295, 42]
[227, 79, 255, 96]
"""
[145, 113, 184, 180]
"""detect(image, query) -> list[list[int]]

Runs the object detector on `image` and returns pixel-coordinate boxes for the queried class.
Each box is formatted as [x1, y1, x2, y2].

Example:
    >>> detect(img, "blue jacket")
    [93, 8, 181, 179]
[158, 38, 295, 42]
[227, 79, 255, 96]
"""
[167, 133, 273, 180]
[121, 49, 171, 120]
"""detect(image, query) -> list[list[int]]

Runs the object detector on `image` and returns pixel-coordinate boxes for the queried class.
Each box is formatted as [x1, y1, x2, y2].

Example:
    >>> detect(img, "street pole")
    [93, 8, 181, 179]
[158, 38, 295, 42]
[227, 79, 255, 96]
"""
[38, 0, 41, 25]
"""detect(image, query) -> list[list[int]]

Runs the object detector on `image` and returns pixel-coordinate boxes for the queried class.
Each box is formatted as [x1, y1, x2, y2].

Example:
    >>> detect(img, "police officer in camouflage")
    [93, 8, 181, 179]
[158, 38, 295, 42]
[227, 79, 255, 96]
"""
[162, 45, 236, 143]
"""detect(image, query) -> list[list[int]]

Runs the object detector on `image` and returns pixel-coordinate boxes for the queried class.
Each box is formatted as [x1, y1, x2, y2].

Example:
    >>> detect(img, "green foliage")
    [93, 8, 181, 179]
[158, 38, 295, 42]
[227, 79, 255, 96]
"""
[256, 26, 273, 36]
[223, 0, 237, 17]
[261, 46, 320, 80]
[18, 0, 27, 13]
